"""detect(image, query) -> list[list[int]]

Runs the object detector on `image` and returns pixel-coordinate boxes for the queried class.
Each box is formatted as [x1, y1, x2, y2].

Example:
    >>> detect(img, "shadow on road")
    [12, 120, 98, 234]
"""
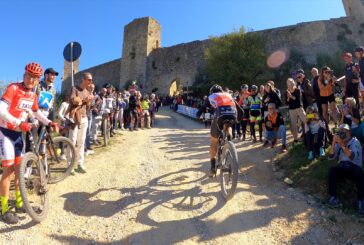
[54, 109, 328, 244]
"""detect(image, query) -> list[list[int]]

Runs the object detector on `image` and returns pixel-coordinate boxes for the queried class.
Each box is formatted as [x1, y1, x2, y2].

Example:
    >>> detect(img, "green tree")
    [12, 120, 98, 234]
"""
[316, 51, 345, 77]
[204, 28, 267, 90]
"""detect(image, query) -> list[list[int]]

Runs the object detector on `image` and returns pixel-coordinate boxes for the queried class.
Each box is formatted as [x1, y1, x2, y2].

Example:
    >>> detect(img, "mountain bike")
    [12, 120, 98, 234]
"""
[18, 123, 76, 222]
[214, 119, 239, 201]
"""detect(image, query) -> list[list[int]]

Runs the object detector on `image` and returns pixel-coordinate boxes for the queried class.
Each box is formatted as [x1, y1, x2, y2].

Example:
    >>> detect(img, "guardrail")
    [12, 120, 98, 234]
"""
[176, 105, 199, 119]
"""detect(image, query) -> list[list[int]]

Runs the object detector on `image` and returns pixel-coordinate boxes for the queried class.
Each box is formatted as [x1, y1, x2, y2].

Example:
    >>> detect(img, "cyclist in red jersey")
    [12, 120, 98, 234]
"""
[0, 63, 58, 224]
[208, 84, 237, 177]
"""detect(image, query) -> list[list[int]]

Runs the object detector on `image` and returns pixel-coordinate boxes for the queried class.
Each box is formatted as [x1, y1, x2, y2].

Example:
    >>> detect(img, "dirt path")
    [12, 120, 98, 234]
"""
[0, 108, 363, 244]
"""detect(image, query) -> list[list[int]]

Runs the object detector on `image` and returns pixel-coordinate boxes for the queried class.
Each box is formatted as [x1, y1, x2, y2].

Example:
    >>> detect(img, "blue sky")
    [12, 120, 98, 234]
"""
[0, 0, 345, 91]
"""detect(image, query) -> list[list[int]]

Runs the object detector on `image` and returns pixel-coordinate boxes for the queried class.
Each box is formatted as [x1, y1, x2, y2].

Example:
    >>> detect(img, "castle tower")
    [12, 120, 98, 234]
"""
[343, 0, 364, 20]
[119, 17, 161, 91]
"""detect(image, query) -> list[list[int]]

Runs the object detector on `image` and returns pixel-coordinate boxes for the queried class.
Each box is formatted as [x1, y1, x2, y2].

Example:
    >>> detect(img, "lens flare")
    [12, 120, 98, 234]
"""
[267, 49, 289, 68]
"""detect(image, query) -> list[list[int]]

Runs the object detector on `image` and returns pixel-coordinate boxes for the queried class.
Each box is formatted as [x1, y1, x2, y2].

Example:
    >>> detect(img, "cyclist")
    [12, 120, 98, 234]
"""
[247, 85, 263, 142]
[0, 62, 58, 224]
[208, 84, 237, 177]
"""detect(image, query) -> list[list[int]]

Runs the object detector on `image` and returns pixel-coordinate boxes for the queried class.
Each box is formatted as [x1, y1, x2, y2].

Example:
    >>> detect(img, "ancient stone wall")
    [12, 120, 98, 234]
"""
[119, 17, 161, 90]
[146, 40, 212, 95]
[260, 15, 364, 65]
[62, 0, 364, 96]
[62, 58, 121, 94]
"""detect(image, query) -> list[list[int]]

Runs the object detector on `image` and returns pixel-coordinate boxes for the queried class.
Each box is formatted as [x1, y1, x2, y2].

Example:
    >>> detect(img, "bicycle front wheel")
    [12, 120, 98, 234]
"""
[220, 141, 239, 201]
[18, 152, 49, 222]
[47, 136, 76, 184]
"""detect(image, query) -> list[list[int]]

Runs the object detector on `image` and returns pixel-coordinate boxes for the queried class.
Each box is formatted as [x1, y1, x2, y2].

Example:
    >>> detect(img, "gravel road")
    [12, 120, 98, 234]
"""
[1, 108, 364, 245]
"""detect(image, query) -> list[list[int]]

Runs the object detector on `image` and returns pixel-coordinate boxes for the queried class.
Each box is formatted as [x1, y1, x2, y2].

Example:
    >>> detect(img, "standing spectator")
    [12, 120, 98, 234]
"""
[263, 103, 287, 152]
[129, 91, 139, 131]
[247, 85, 263, 142]
[262, 82, 282, 118]
[327, 124, 364, 215]
[123, 91, 130, 129]
[90, 88, 103, 145]
[354, 46, 364, 108]
[296, 69, 316, 110]
[37, 68, 58, 120]
[149, 94, 157, 127]
[285, 78, 306, 143]
[117, 92, 126, 129]
[343, 52, 360, 106]
[140, 94, 151, 129]
[258, 85, 265, 98]
[68, 72, 93, 173]
[58, 95, 70, 160]
[318, 66, 337, 125]
[305, 106, 325, 160]
[311, 67, 321, 115]
[238, 84, 251, 141]
[84, 83, 95, 155]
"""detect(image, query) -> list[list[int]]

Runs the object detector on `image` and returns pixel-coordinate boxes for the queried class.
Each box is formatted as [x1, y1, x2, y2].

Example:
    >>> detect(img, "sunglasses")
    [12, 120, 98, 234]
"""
[296, 76, 303, 79]
[323, 71, 331, 74]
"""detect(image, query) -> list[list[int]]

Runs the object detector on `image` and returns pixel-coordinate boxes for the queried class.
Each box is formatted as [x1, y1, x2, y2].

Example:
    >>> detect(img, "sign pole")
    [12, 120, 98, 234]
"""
[70, 42, 74, 87]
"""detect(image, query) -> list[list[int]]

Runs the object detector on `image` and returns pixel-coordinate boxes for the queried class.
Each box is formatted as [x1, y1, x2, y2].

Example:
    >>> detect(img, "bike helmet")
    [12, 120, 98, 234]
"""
[240, 84, 248, 90]
[25, 62, 43, 77]
[104, 83, 112, 88]
[251, 85, 258, 91]
[209, 84, 223, 94]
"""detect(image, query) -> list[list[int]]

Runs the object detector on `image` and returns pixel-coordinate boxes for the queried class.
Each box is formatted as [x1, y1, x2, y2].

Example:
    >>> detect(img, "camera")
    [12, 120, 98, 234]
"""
[336, 130, 347, 140]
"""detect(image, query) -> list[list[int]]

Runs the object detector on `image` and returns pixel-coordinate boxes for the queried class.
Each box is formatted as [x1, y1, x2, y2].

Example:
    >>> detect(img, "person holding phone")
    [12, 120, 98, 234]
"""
[318, 66, 337, 125]
[305, 106, 325, 160]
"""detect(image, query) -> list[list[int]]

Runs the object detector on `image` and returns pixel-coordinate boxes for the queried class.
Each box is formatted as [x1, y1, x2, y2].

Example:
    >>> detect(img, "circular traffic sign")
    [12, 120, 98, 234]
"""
[63, 42, 82, 62]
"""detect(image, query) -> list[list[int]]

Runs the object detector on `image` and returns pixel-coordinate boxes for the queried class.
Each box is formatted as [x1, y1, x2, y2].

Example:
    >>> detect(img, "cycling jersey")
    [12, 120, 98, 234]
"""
[37, 80, 56, 118]
[0, 83, 39, 131]
[208, 93, 235, 108]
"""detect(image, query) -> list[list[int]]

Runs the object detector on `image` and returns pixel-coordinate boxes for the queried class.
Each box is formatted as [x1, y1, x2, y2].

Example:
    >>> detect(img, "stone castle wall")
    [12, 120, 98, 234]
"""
[119, 17, 161, 91]
[260, 16, 364, 64]
[145, 40, 212, 95]
[62, 58, 121, 94]
[62, 0, 364, 96]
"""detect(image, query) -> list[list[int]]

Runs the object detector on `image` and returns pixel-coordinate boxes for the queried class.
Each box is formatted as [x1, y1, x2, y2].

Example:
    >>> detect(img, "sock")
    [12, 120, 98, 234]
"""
[1, 196, 9, 215]
[15, 190, 23, 209]
[210, 158, 216, 169]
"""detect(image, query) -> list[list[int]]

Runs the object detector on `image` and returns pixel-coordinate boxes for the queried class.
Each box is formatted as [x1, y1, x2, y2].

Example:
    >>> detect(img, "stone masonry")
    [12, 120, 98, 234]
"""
[62, 0, 364, 96]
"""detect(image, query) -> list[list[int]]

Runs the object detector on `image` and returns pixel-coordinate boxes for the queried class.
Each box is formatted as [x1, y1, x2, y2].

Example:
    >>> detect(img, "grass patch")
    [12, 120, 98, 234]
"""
[275, 142, 360, 211]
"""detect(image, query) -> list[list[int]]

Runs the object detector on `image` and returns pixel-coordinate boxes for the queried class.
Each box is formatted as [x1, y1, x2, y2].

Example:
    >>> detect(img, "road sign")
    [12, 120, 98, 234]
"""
[63, 42, 82, 62]
[63, 42, 82, 87]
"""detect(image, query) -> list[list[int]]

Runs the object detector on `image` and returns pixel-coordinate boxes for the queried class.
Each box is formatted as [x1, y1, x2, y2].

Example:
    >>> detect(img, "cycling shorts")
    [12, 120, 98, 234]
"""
[0, 127, 23, 168]
[210, 106, 237, 138]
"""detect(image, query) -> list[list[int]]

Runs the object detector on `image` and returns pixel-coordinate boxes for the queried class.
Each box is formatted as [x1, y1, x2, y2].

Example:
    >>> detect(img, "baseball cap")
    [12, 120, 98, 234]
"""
[355, 46, 364, 53]
[339, 124, 350, 131]
[44, 68, 59, 76]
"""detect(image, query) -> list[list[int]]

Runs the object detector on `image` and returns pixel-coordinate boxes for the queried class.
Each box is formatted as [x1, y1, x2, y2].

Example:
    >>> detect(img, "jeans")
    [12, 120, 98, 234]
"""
[329, 161, 364, 199]
[305, 127, 325, 155]
[265, 125, 286, 145]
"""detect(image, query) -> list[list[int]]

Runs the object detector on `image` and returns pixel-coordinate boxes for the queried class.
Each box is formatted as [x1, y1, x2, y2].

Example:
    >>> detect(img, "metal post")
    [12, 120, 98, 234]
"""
[70, 42, 74, 87]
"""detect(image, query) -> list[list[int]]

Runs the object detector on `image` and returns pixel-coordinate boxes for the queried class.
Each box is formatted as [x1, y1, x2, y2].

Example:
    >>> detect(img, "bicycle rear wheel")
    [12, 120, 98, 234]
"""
[220, 141, 239, 201]
[18, 152, 49, 222]
[47, 136, 76, 184]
